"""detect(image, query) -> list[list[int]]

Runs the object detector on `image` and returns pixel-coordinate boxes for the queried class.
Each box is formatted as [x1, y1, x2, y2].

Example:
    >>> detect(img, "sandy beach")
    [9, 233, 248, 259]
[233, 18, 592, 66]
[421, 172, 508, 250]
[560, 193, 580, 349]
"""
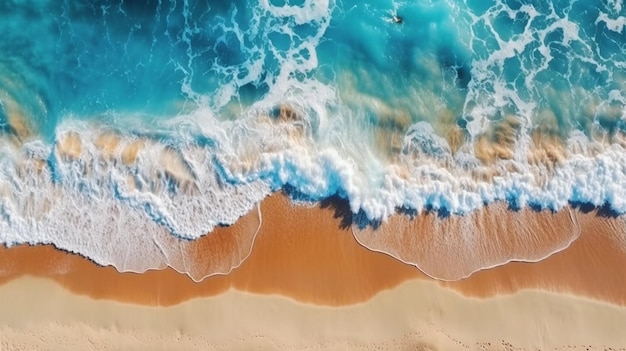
[3, 1, 626, 350]
[0, 193, 626, 349]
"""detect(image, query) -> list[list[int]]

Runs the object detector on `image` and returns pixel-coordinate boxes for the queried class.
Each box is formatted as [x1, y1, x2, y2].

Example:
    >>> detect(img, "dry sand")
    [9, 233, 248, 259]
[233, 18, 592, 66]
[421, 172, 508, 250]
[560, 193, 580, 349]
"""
[1, 277, 626, 350]
[0, 193, 626, 349]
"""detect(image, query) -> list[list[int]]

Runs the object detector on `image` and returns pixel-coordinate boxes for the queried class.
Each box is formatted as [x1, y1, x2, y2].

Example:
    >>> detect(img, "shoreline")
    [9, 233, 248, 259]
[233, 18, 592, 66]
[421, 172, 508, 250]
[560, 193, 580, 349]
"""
[2, 276, 626, 350]
[1, 193, 626, 349]
[0, 193, 625, 306]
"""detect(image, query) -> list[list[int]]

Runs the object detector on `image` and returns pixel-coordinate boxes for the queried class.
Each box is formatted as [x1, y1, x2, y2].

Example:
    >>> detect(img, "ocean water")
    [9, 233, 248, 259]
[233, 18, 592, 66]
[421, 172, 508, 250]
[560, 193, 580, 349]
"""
[1, 0, 625, 273]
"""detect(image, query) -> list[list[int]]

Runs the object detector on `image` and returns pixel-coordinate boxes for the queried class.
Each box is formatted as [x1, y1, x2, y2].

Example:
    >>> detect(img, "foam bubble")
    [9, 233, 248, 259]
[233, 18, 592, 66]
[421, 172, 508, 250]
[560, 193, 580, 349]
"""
[1, 0, 626, 277]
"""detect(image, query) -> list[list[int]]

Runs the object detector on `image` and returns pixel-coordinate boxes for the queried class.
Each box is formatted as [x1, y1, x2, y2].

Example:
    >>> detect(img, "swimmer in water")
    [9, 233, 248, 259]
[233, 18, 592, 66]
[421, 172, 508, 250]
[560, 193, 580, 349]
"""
[392, 15, 403, 24]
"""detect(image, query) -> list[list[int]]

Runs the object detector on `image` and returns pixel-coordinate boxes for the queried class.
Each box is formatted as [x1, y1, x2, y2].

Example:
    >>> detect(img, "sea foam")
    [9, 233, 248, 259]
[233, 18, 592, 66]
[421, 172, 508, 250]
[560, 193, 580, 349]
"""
[0, 0, 625, 276]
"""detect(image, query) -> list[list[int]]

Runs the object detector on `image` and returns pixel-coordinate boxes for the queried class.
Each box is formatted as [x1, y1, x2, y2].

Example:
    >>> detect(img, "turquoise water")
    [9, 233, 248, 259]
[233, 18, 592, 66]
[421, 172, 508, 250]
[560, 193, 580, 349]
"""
[3, 0, 624, 135]
[0, 0, 626, 270]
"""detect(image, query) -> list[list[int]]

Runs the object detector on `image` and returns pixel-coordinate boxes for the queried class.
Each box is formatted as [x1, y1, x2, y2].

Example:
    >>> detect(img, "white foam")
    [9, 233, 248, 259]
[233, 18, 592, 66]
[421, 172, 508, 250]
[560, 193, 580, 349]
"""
[1, 0, 626, 277]
[596, 10, 626, 34]
[0, 120, 270, 273]
[2, 99, 626, 278]
[6, 106, 626, 272]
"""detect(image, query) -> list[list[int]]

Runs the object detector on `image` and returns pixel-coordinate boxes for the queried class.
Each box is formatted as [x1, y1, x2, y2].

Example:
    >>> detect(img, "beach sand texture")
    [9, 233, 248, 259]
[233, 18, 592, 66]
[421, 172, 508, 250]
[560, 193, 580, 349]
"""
[0, 194, 625, 350]
[3, 1, 626, 349]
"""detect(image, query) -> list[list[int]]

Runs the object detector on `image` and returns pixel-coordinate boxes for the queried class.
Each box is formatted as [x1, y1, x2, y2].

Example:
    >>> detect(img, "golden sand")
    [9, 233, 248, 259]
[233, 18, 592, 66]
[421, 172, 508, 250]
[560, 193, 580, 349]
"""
[354, 203, 580, 281]
[0, 95, 33, 143]
[159, 148, 196, 192]
[56, 132, 83, 160]
[0, 194, 625, 307]
[121, 140, 143, 165]
[6, 110, 32, 142]
[473, 116, 520, 164]
[445, 211, 626, 305]
[2, 276, 626, 350]
[0, 194, 626, 349]
[528, 130, 566, 167]
[0, 195, 418, 306]
[94, 132, 121, 159]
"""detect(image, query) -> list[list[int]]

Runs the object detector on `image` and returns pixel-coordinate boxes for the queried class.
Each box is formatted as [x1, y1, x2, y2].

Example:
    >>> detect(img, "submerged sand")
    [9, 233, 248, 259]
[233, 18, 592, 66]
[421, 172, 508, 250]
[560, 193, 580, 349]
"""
[0, 193, 626, 349]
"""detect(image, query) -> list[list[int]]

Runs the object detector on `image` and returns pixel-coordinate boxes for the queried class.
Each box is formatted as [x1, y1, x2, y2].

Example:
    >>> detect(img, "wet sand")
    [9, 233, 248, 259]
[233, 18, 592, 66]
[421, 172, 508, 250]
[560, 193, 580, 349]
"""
[1, 193, 626, 349]
[0, 195, 420, 306]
